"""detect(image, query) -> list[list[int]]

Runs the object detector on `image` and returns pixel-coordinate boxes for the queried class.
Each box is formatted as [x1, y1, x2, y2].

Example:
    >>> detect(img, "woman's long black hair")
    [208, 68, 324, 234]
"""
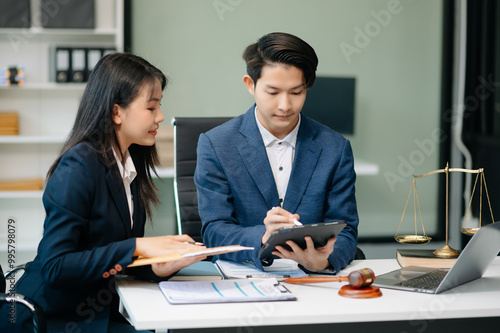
[47, 53, 167, 220]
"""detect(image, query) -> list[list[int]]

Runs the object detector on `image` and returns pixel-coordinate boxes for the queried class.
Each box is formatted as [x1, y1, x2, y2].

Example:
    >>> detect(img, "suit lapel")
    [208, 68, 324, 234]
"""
[106, 165, 132, 238]
[283, 116, 322, 213]
[237, 108, 281, 208]
[131, 180, 145, 237]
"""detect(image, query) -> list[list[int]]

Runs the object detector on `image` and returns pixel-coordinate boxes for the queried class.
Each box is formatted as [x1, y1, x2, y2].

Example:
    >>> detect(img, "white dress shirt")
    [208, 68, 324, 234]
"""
[255, 107, 300, 206]
[113, 147, 137, 228]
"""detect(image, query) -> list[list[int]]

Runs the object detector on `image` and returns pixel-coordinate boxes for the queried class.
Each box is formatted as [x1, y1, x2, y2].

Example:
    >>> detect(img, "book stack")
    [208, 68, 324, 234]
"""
[0, 112, 19, 135]
[0, 178, 44, 191]
[396, 249, 458, 269]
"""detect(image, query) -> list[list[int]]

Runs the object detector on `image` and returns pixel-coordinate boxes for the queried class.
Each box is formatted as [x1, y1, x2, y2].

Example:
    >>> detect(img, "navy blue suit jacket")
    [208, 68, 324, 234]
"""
[194, 106, 359, 271]
[4, 143, 159, 332]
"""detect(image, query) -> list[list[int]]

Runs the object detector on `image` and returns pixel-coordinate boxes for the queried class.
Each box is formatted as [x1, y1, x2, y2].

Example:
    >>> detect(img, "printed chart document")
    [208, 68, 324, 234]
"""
[159, 278, 296, 304]
[215, 259, 307, 279]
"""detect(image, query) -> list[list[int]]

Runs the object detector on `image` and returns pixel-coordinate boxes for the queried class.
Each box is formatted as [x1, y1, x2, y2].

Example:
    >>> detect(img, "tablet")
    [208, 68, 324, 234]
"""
[258, 221, 347, 261]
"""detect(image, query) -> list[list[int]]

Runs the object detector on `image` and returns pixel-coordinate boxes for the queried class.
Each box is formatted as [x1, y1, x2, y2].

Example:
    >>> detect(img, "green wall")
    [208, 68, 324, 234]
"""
[133, 0, 443, 241]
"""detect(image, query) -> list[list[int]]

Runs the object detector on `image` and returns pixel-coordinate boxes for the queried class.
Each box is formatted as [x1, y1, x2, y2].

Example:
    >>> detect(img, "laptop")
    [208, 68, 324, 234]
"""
[374, 222, 500, 294]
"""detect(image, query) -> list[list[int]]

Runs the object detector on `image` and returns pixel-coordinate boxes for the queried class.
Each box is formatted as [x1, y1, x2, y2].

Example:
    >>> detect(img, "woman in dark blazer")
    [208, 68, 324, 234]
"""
[1, 53, 204, 333]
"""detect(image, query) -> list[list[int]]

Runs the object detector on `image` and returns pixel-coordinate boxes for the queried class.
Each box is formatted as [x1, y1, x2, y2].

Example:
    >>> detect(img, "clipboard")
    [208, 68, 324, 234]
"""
[258, 221, 346, 261]
[128, 245, 254, 267]
[159, 278, 296, 304]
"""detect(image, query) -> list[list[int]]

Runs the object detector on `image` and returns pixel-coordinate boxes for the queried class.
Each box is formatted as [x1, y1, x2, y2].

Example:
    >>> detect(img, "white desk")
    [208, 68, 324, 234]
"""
[117, 258, 500, 332]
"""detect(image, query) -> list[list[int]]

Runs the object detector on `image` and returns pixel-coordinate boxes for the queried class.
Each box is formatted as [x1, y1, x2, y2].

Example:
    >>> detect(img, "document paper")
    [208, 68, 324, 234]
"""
[159, 278, 296, 304]
[215, 259, 307, 279]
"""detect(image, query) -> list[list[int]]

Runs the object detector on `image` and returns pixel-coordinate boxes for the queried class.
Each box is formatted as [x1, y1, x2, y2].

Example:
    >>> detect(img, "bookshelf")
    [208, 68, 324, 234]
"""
[0, 0, 124, 267]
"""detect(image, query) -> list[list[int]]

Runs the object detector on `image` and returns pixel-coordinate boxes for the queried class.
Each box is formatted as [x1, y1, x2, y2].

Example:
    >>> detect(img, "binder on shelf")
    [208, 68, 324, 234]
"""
[55, 48, 71, 83]
[102, 48, 117, 57]
[85, 48, 102, 81]
[71, 48, 86, 83]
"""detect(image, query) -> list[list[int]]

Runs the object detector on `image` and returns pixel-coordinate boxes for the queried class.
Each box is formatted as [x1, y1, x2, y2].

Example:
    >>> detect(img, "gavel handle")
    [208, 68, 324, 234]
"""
[283, 276, 348, 284]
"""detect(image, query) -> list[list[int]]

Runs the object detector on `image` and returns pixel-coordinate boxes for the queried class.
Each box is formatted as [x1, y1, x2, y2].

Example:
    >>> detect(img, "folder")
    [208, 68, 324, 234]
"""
[169, 261, 223, 281]
[85, 48, 102, 81]
[127, 245, 254, 267]
[159, 278, 296, 304]
[55, 48, 71, 83]
[71, 48, 86, 83]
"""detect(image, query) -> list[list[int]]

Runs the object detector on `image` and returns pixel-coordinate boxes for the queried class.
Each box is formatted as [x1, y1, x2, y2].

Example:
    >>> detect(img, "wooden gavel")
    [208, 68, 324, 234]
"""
[283, 268, 375, 289]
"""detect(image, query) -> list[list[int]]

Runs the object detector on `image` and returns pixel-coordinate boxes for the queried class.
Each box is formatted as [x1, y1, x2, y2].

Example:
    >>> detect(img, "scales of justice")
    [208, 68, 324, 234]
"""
[395, 163, 495, 258]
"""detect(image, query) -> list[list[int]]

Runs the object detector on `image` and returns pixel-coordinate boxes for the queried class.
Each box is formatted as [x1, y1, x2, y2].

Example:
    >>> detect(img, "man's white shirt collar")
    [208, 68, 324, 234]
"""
[254, 106, 300, 147]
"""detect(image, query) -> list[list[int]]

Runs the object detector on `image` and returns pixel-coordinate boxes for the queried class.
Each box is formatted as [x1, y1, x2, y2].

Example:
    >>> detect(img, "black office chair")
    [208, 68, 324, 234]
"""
[0, 264, 46, 333]
[171, 116, 366, 260]
[172, 117, 232, 242]
[355, 246, 366, 260]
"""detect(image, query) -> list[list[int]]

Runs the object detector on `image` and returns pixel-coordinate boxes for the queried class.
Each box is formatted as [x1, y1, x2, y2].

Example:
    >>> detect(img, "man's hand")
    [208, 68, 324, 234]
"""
[262, 206, 300, 244]
[272, 236, 336, 271]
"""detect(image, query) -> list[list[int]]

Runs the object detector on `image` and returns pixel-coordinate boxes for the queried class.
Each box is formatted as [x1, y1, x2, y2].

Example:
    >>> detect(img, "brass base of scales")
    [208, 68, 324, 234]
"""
[395, 163, 495, 258]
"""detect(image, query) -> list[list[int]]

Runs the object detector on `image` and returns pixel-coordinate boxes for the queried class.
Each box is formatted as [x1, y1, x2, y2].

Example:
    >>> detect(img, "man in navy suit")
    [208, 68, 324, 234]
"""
[194, 32, 359, 273]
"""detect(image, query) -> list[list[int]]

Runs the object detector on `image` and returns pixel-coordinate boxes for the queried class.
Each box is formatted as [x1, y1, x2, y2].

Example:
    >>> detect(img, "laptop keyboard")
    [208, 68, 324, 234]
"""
[397, 270, 448, 289]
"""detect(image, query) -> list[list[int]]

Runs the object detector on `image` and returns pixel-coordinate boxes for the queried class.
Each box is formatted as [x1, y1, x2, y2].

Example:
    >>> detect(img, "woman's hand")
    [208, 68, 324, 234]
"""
[150, 256, 205, 277]
[135, 234, 207, 277]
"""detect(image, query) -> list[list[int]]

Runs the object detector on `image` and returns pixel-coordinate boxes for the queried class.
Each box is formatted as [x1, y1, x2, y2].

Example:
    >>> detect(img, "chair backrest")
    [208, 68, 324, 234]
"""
[172, 117, 232, 242]
[0, 264, 46, 333]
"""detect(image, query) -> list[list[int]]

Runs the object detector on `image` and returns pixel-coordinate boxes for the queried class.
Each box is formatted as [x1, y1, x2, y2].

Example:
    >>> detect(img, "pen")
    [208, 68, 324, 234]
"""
[184, 242, 204, 246]
[293, 219, 302, 226]
[246, 274, 291, 279]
